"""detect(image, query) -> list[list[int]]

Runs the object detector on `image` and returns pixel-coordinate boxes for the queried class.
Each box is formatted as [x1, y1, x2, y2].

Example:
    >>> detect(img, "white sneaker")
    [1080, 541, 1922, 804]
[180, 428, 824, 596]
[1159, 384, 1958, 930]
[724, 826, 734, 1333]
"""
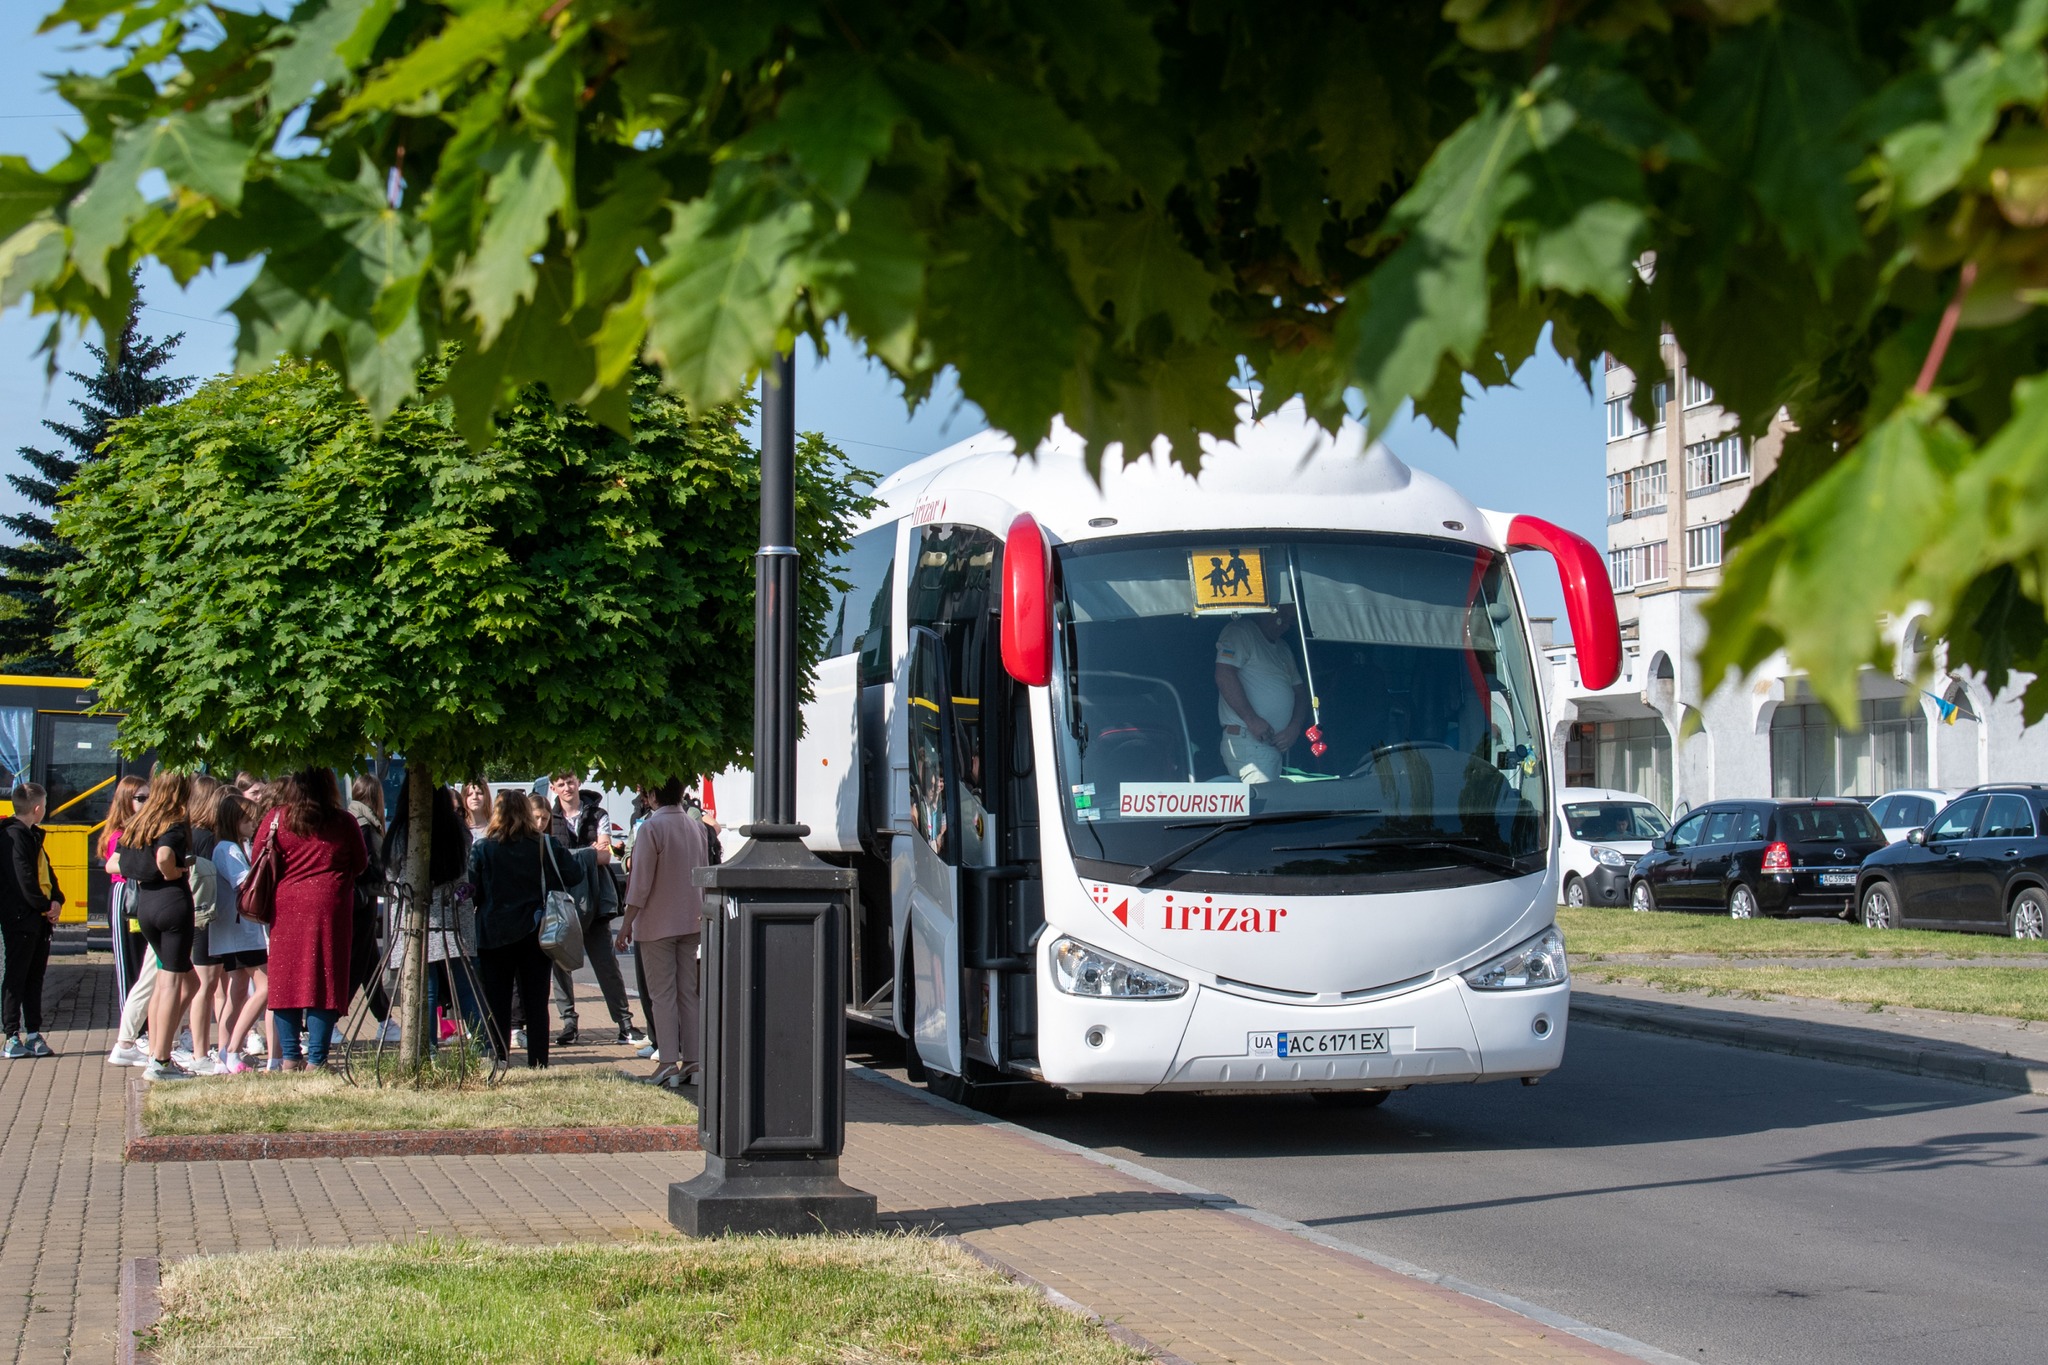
[187, 1053, 219, 1076]
[376, 1020, 402, 1044]
[145, 1058, 198, 1082]
[170, 1048, 195, 1067]
[108, 1041, 147, 1067]
[510, 1027, 527, 1051]
[245, 1030, 266, 1055]
[636, 1042, 657, 1060]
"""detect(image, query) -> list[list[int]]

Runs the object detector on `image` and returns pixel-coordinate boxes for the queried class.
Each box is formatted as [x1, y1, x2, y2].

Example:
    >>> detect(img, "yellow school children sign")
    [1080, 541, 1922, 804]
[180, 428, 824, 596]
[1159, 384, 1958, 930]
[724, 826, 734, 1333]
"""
[1191, 547, 1268, 610]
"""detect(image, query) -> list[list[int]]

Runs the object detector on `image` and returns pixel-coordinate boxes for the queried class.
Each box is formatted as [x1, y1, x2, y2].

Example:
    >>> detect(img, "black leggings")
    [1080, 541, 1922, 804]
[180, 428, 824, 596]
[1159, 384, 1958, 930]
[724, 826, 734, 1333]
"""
[478, 936, 552, 1068]
[1, 918, 51, 1035]
[135, 890, 196, 974]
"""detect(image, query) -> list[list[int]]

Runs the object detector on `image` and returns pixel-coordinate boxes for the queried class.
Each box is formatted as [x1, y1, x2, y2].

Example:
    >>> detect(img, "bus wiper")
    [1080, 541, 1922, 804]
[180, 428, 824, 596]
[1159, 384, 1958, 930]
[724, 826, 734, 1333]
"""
[1269, 835, 1529, 874]
[1133, 809, 1381, 888]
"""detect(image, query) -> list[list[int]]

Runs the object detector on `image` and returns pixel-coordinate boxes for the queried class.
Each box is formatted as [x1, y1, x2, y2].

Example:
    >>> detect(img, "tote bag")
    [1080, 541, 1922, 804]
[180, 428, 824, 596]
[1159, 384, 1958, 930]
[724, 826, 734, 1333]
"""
[536, 837, 585, 971]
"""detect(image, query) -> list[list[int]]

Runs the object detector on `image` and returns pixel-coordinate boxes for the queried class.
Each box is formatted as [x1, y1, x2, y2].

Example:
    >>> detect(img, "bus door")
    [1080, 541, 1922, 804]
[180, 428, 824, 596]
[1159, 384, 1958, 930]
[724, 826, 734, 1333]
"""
[897, 625, 963, 1074]
[893, 521, 1044, 1078]
[34, 711, 128, 927]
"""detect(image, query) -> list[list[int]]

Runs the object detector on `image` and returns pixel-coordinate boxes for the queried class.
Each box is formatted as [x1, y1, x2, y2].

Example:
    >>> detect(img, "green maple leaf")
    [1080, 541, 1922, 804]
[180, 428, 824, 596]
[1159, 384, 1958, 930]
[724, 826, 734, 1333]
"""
[645, 189, 815, 411]
[1054, 207, 1223, 346]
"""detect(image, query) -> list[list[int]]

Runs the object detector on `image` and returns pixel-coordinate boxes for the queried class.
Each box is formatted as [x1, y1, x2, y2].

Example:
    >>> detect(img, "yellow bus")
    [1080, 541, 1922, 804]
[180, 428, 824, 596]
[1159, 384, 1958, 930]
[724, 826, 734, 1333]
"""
[0, 674, 146, 927]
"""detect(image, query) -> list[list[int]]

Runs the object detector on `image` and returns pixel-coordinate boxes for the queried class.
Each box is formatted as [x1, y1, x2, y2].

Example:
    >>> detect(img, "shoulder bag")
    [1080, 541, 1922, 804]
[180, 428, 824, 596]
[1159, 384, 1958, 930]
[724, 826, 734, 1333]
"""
[537, 836, 585, 971]
[238, 814, 284, 927]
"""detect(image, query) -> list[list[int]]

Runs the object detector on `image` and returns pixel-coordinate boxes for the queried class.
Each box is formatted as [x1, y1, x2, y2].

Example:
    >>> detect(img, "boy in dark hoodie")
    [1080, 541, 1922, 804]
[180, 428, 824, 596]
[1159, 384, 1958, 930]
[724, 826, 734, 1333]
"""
[1, 781, 62, 1058]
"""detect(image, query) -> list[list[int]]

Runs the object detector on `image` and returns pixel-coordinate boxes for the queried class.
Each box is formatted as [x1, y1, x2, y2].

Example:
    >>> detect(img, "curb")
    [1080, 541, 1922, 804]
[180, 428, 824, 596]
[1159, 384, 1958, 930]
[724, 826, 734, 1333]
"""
[118, 1256, 158, 1365]
[1569, 992, 2048, 1096]
[945, 1237, 1197, 1364]
[124, 1124, 699, 1163]
[850, 1065, 1687, 1365]
[125, 1074, 701, 1161]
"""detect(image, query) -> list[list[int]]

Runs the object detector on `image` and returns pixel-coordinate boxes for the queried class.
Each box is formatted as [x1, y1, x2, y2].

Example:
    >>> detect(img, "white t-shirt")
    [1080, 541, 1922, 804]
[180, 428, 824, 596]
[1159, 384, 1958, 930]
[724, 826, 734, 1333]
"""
[204, 840, 269, 955]
[1215, 618, 1302, 732]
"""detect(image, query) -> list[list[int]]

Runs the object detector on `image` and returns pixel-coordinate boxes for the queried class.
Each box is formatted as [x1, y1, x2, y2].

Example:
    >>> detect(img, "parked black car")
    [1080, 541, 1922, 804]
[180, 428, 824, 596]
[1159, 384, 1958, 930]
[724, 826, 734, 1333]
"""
[1855, 784, 2048, 938]
[1629, 799, 1887, 919]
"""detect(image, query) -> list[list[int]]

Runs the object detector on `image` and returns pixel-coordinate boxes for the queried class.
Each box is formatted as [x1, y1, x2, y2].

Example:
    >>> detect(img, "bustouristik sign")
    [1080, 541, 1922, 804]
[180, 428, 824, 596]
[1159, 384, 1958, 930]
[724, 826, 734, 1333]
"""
[1087, 882, 1291, 934]
[1117, 782, 1251, 818]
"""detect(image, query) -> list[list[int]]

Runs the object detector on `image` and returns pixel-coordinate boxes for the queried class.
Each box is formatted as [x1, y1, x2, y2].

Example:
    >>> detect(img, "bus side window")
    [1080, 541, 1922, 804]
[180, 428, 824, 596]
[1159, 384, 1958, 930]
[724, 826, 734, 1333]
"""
[825, 523, 898, 674]
[0, 706, 31, 791]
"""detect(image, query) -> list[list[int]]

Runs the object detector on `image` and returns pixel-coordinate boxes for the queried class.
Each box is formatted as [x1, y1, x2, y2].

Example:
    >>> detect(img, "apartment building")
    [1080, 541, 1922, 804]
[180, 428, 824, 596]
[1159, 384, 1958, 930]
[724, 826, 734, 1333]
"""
[1548, 342, 2048, 814]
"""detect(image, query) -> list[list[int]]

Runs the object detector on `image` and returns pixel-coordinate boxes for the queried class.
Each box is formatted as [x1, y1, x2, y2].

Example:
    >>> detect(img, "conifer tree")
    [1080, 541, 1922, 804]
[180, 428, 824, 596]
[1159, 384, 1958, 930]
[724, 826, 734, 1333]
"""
[0, 289, 191, 672]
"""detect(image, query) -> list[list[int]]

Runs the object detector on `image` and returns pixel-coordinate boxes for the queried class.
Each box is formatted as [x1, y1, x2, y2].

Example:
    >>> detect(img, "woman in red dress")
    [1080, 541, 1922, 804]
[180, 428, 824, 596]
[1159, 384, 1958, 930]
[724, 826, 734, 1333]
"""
[258, 768, 367, 1070]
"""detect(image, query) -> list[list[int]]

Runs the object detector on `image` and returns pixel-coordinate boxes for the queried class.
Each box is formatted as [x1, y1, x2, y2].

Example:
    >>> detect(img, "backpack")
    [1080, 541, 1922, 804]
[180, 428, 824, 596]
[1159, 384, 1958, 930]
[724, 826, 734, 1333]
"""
[190, 854, 221, 927]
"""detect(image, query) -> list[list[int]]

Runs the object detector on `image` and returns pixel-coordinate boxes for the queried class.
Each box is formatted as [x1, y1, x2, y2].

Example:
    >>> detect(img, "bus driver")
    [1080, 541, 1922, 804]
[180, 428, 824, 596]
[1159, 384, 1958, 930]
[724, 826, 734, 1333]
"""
[1214, 605, 1309, 784]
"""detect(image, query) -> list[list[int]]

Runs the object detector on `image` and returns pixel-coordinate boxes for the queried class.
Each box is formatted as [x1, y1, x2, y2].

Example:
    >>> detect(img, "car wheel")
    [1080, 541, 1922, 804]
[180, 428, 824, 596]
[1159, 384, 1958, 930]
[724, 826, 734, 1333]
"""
[1563, 875, 1588, 908]
[1630, 880, 1656, 914]
[2011, 888, 2047, 940]
[1727, 884, 1760, 920]
[1861, 882, 1897, 931]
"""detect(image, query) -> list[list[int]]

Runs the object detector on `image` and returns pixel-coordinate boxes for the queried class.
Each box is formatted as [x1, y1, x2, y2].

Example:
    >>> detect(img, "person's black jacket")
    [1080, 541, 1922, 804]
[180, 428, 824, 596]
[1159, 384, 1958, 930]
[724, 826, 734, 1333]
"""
[550, 789, 625, 914]
[469, 833, 583, 951]
[0, 816, 57, 930]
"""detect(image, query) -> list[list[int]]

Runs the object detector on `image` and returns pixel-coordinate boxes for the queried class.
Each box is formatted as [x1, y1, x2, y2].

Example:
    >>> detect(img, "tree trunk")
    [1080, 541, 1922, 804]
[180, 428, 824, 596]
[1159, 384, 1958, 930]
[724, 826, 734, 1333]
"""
[397, 760, 435, 1072]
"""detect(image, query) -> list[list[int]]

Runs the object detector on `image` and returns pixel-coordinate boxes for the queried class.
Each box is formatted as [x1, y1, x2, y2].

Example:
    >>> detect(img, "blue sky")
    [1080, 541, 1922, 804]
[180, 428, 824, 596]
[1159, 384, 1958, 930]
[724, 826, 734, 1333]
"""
[0, 5, 1605, 631]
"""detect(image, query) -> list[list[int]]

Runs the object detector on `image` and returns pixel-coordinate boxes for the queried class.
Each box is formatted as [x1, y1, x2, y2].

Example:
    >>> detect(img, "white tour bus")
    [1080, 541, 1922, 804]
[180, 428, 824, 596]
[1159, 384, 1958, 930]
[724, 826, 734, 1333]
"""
[716, 401, 1620, 1108]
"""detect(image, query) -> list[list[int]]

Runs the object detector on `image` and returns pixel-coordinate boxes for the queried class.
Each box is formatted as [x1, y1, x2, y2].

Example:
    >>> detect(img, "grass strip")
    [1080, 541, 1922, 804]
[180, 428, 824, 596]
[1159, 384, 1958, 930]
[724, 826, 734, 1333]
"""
[143, 1068, 695, 1136]
[1559, 906, 2048, 960]
[1591, 965, 2048, 1022]
[149, 1236, 1146, 1365]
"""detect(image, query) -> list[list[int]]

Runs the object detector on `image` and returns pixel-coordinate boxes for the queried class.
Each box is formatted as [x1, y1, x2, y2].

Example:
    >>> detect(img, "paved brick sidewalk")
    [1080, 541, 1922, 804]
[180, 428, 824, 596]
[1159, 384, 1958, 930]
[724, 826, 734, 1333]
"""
[3, 958, 1630, 1364]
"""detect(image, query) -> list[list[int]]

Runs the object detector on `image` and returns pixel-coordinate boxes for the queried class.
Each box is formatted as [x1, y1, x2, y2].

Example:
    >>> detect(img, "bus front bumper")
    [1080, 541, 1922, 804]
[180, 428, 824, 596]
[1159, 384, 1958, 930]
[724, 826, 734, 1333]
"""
[1034, 975, 1569, 1094]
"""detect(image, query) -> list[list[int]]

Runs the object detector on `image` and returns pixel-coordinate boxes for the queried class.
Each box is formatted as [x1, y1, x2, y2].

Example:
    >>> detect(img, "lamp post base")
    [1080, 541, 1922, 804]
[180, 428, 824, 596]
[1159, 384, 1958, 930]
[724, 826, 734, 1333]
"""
[670, 1154, 878, 1237]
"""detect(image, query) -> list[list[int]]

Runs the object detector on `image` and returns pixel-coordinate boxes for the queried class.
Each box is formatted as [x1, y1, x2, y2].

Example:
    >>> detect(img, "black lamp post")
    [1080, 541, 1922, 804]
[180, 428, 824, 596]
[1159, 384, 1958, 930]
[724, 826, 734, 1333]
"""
[669, 351, 878, 1237]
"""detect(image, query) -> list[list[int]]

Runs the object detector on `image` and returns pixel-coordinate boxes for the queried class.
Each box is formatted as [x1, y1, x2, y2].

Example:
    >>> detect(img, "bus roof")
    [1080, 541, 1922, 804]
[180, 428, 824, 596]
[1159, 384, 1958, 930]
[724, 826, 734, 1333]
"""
[869, 398, 1503, 552]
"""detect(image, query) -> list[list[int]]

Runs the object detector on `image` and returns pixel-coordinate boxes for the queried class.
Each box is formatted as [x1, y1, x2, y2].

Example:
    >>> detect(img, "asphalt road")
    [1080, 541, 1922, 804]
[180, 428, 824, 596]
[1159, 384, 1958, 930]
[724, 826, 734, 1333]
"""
[855, 1022, 2048, 1364]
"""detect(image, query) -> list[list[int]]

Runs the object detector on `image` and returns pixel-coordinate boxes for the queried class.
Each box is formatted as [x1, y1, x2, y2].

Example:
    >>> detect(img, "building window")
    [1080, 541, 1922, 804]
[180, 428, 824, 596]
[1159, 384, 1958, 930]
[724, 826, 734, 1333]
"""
[1608, 541, 1667, 591]
[1684, 372, 1714, 407]
[1606, 396, 1647, 441]
[1606, 462, 1667, 519]
[1685, 434, 1749, 490]
[1647, 382, 1669, 426]
[1770, 698, 1928, 798]
[1566, 718, 1673, 813]
[1685, 522, 1724, 570]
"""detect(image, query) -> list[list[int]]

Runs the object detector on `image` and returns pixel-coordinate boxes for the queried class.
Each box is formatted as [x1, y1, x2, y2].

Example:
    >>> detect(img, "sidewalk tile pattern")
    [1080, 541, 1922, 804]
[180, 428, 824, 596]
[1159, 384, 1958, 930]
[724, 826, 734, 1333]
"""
[1, 959, 1624, 1364]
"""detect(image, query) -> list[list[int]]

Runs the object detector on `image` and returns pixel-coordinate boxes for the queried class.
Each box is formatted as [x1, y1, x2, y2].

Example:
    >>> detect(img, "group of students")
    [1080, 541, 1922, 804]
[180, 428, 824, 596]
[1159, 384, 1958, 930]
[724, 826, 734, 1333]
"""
[4, 764, 723, 1087]
[96, 767, 369, 1080]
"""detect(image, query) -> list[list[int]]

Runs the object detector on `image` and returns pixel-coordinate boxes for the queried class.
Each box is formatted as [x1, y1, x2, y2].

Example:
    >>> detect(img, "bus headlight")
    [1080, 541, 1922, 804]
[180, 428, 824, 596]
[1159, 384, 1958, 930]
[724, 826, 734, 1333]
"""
[1590, 845, 1628, 868]
[1461, 925, 1569, 991]
[1049, 937, 1187, 999]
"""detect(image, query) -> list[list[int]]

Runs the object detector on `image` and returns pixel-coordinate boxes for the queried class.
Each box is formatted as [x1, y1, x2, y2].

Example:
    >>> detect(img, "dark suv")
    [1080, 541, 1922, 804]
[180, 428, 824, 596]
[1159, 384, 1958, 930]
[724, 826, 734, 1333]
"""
[1855, 784, 2048, 937]
[1629, 799, 1887, 919]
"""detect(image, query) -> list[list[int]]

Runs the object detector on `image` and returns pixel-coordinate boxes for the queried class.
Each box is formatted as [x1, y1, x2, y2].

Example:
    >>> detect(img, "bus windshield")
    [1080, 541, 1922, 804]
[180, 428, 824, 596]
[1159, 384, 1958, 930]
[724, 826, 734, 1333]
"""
[1051, 531, 1548, 888]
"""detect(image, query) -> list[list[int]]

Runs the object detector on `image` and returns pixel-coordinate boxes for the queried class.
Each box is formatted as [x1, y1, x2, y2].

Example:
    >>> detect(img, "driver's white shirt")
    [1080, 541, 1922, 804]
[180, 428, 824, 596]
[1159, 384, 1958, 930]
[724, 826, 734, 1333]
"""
[1215, 619, 1301, 732]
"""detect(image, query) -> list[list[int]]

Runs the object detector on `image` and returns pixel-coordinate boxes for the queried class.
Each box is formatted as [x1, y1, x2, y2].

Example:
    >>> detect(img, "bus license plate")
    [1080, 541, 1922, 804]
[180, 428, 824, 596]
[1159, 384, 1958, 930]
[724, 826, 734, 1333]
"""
[1819, 872, 1855, 887]
[1249, 1029, 1390, 1059]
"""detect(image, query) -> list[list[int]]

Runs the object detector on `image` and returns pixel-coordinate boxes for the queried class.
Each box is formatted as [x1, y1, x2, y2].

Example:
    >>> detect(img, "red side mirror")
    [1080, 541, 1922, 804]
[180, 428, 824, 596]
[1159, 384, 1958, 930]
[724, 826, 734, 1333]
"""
[1505, 515, 1621, 690]
[1001, 513, 1053, 686]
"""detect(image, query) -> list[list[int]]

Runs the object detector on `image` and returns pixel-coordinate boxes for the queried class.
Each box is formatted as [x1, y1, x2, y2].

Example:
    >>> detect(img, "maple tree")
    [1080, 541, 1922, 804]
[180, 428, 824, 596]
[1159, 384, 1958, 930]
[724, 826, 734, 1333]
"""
[9, 1, 2048, 717]
[54, 353, 870, 1064]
